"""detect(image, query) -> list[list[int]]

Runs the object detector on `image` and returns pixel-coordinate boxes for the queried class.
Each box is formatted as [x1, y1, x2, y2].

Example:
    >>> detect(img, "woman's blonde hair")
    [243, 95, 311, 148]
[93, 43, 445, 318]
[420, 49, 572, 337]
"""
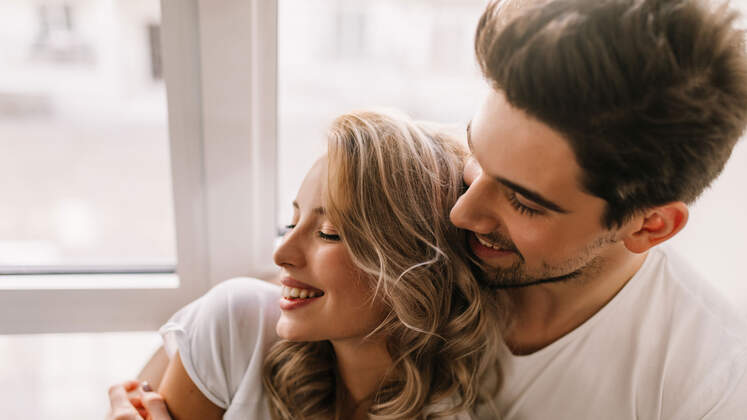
[263, 110, 504, 419]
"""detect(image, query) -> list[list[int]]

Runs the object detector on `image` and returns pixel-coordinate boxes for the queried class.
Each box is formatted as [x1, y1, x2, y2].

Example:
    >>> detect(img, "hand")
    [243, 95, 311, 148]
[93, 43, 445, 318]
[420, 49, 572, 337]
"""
[107, 380, 172, 420]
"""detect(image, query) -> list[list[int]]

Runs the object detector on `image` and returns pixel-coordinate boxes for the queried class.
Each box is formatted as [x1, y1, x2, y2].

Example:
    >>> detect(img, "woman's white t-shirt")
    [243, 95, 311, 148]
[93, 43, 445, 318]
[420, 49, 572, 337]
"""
[158, 277, 474, 420]
[159, 278, 281, 420]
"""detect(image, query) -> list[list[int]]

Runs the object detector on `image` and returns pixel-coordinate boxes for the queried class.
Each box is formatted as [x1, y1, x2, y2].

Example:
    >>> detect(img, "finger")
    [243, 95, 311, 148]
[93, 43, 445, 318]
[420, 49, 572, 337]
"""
[107, 409, 142, 420]
[141, 391, 171, 420]
[109, 384, 137, 411]
[123, 380, 141, 392]
[129, 396, 145, 409]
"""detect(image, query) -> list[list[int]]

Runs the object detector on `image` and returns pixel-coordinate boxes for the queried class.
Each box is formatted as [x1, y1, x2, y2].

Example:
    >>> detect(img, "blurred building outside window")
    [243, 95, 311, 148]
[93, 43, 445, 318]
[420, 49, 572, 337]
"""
[0, 0, 175, 273]
[1, 1, 173, 419]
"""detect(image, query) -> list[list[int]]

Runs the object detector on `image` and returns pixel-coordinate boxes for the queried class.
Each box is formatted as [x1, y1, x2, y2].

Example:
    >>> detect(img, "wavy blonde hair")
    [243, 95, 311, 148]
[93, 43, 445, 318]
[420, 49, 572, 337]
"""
[263, 110, 504, 419]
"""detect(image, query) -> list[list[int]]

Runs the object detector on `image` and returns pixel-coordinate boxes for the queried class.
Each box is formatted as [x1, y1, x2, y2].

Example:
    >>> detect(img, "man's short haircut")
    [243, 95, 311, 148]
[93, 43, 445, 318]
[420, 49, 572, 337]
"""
[475, 0, 747, 228]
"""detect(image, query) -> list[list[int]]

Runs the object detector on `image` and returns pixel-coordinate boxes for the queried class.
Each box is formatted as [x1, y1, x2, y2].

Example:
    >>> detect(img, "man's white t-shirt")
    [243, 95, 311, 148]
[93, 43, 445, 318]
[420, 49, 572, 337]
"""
[478, 246, 747, 419]
[158, 277, 472, 419]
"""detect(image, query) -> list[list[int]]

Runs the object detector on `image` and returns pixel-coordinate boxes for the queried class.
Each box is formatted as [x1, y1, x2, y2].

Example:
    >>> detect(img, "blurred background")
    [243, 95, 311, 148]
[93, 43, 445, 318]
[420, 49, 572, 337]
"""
[0, 0, 745, 418]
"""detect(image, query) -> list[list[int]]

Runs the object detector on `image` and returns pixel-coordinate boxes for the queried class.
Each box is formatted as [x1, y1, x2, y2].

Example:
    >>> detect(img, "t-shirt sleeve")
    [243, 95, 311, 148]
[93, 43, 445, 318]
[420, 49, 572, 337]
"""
[667, 347, 747, 420]
[158, 277, 282, 409]
[700, 349, 747, 420]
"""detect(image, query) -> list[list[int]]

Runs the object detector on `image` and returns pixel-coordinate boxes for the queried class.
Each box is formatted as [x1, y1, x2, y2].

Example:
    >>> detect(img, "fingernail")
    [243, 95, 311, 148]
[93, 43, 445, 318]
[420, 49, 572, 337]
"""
[141, 382, 153, 392]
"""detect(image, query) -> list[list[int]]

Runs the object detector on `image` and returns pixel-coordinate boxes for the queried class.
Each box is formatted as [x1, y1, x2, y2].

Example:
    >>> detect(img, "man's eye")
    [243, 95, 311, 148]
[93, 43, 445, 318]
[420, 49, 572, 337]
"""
[507, 192, 542, 216]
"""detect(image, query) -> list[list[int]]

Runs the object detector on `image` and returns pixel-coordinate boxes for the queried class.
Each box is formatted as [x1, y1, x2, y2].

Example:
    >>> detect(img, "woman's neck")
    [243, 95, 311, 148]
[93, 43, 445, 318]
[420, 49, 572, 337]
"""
[331, 336, 392, 410]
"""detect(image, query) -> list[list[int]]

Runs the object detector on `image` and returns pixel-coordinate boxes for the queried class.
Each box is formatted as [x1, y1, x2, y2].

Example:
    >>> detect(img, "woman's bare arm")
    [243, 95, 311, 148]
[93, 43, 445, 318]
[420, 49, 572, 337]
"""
[137, 346, 169, 390]
[156, 351, 225, 420]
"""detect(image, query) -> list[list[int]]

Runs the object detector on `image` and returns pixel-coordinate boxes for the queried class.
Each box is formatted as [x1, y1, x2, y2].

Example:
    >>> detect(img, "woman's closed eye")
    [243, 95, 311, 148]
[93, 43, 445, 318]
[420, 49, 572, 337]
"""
[318, 230, 341, 241]
[281, 223, 341, 241]
[279, 224, 296, 236]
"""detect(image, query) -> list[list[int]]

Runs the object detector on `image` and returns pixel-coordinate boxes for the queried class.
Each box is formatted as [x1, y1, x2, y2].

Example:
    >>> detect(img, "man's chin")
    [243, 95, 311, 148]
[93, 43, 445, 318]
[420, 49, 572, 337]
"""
[478, 268, 583, 290]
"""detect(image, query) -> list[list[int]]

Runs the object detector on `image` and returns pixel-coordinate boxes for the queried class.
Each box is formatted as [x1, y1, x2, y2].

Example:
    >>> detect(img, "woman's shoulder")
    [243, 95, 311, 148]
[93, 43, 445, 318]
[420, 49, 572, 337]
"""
[159, 277, 282, 408]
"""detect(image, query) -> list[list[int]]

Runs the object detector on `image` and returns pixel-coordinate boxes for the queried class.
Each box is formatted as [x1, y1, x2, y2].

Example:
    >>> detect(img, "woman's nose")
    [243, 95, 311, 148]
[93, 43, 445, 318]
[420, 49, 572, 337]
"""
[450, 174, 503, 235]
[273, 228, 306, 269]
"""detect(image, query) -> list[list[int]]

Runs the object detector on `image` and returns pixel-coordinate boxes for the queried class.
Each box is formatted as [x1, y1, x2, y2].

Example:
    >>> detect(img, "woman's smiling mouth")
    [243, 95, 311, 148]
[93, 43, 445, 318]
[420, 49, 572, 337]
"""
[279, 277, 325, 310]
[281, 285, 324, 300]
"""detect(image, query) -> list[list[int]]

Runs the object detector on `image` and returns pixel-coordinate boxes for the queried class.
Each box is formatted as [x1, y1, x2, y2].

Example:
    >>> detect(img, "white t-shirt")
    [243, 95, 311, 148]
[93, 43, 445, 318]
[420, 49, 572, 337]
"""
[159, 277, 473, 419]
[477, 246, 747, 420]
[159, 278, 281, 420]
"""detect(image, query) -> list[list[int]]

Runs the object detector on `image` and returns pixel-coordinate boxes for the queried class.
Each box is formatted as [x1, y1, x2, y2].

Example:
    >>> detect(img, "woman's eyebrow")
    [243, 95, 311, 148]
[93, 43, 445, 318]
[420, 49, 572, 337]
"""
[292, 201, 326, 216]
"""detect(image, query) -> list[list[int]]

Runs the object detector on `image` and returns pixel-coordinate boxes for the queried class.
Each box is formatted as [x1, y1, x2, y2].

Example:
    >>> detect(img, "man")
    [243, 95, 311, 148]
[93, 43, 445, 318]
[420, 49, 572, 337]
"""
[109, 0, 747, 419]
[451, 0, 747, 418]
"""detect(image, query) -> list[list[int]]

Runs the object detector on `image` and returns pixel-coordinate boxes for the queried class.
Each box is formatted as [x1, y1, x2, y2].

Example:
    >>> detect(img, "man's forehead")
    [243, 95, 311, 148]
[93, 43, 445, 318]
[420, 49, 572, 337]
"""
[469, 90, 586, 207]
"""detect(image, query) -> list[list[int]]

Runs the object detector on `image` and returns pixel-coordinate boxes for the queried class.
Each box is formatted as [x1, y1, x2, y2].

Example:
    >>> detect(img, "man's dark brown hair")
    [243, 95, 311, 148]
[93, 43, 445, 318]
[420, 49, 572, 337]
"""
[475, 0, 747, 227]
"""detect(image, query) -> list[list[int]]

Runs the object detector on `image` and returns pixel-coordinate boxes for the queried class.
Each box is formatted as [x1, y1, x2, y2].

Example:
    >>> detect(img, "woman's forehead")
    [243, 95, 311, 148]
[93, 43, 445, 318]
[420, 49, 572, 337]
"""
[295, 156, 327, 210]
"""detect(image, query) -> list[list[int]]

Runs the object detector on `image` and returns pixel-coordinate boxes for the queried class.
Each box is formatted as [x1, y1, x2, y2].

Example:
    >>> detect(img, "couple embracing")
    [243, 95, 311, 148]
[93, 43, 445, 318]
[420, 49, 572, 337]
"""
[108, 0, 747, 419]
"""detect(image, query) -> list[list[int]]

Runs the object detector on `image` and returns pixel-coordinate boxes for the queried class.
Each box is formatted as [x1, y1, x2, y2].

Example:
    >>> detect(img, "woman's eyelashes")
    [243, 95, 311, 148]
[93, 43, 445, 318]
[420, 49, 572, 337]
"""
[506, 191, 543, 216]
[281, 223, 341, 241]
[318, 231, 341, 241]
[279, 224, 296, 236]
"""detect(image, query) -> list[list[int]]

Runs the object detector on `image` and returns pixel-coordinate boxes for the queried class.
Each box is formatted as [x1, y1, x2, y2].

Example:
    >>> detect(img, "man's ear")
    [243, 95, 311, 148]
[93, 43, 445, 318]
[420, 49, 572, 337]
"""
[623, 202, 689, 254]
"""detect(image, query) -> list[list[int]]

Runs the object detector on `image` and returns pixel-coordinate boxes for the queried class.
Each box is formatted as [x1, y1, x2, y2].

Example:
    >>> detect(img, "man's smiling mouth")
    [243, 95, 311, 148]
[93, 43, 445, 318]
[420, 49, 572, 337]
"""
[475, 233, 508, 250]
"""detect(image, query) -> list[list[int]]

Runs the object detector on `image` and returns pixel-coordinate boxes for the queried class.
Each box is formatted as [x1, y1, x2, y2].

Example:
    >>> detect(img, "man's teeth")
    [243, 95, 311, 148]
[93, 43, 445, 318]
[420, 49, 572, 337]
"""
[282, 286, 322, 300]
[476, 234, 503, 250]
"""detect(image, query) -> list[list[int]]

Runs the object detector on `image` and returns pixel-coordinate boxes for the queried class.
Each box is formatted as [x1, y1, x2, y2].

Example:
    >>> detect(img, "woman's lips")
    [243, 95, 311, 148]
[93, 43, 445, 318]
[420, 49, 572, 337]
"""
[280, 277, 324, 294]
[278, 276, 325, 311]
[278, 295, 320, 310]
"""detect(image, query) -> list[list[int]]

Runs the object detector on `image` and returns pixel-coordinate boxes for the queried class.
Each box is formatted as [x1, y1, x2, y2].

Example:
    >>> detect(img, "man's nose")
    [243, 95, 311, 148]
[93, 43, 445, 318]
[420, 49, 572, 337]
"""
[450, 175, 503, 234]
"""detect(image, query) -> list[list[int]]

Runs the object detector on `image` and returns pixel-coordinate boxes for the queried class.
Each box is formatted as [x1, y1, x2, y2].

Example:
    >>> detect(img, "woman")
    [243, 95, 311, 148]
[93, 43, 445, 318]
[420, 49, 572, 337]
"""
[108, 110, 503, 420]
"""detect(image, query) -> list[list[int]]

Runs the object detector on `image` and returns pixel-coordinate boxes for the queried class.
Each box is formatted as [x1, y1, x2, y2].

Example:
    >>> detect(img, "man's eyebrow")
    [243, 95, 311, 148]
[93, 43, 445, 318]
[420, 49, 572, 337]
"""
[495, 177, 570, 214]
[292, 201, 325, 215]
[465, 121, 569, 214]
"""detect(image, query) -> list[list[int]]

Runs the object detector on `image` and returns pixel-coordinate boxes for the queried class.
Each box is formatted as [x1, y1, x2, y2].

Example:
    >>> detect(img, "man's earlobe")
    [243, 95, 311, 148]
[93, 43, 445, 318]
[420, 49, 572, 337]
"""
[623, 202, 689, 253]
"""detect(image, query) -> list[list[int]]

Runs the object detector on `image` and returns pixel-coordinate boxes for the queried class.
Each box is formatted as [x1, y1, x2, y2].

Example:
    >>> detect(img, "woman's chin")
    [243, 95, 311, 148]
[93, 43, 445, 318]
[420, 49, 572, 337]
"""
[275, 319, 313, 342]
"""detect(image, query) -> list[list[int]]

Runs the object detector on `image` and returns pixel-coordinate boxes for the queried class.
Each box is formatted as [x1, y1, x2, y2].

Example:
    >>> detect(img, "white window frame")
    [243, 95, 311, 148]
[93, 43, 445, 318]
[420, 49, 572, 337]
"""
[0, 0, 278, 334]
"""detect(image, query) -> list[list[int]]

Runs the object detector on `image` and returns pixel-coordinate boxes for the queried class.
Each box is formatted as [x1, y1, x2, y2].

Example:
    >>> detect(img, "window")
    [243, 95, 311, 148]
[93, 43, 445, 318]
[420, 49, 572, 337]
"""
[0, 0, 174, 272]
[277, 0, 488, 227]
[0, 0, 280, 334]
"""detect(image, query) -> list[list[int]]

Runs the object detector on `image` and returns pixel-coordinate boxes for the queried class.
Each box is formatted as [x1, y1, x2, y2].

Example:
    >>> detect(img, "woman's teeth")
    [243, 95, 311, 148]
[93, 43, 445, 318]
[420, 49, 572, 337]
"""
[282, 285, 322, 300]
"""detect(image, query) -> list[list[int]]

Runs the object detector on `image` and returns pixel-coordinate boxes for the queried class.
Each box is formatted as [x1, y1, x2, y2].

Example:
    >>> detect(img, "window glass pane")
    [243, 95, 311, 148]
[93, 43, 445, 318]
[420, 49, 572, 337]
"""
[0, 1, 175, 269]
[0, 332, 160, 419]
[277, 0, 488, 227]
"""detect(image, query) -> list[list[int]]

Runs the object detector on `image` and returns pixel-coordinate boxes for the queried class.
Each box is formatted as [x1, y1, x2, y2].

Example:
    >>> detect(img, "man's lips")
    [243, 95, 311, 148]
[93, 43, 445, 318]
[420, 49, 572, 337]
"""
[469, 232, 517, 259]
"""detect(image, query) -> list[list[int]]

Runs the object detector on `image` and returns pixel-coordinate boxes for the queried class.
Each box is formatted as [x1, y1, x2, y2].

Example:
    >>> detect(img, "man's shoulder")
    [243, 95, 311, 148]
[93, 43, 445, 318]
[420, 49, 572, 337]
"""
[643, 246, 747, 347]
[631, 246, 747, 417]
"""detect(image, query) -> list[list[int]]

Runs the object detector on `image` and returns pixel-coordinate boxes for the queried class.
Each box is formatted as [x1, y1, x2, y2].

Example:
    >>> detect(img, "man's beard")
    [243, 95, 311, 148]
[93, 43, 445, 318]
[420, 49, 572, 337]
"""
[470, 231, 617, 290]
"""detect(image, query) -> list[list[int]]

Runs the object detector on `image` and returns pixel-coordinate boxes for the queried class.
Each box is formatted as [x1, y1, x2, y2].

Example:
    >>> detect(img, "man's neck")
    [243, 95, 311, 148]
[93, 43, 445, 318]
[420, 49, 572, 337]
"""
[331, 336, 392, 417]
[503, 248, 648, 355]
